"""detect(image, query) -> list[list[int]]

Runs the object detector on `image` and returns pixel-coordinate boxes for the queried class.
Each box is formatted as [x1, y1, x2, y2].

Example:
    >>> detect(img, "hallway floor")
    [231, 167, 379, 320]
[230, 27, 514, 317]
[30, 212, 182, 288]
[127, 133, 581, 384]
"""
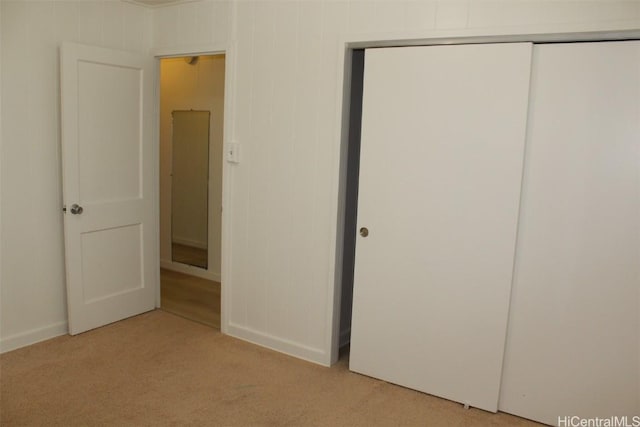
[160, 268, 220, 328]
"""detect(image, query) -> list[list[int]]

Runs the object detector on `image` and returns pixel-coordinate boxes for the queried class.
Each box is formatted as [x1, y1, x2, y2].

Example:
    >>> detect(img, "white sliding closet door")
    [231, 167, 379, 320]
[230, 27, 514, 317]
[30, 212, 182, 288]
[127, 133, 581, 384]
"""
[499, 41, 640, 425]
[350, 43, 533, 412]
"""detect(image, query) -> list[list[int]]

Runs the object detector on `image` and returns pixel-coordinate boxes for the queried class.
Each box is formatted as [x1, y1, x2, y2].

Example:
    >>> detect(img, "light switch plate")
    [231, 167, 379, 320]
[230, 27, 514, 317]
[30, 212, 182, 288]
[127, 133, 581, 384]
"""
[226, 142, 240, 163]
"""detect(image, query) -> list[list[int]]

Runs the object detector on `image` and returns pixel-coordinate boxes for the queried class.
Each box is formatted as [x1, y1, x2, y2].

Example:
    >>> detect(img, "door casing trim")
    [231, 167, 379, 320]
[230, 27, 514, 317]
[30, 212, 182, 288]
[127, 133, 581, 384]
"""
[153, 42, 236, 335]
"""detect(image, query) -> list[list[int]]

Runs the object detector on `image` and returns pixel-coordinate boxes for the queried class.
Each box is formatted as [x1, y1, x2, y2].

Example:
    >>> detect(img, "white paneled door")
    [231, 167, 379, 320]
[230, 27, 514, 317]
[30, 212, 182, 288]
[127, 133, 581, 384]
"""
[350, 43, 533, 412]
[499, 41, 640, 425]
[60, 43, 157, 335]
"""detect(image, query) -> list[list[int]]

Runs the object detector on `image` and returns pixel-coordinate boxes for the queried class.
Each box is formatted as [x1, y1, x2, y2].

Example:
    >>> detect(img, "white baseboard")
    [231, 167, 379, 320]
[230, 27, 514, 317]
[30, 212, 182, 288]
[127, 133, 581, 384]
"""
[339, 327, 351, 348]
[226, 322, 330, 367]
[160, 258, 221, 282]
[0, 321, 68, 354]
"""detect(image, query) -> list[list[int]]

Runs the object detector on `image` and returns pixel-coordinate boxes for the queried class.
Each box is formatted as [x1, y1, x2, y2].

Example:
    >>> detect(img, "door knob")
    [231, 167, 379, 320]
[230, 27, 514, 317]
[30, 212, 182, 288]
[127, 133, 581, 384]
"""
[70, 204, 83, 215]
[359, 227, 369, 237]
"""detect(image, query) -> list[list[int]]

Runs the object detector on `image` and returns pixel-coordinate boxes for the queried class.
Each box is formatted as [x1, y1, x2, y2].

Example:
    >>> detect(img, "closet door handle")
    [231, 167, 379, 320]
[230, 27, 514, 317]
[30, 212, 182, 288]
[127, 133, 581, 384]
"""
[360, 227, 369, 237]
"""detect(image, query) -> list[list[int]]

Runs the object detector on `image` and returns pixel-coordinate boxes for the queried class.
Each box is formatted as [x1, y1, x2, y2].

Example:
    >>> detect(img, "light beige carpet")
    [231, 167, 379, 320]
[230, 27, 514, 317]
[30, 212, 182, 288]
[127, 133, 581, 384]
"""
[0, 311, 541, 426]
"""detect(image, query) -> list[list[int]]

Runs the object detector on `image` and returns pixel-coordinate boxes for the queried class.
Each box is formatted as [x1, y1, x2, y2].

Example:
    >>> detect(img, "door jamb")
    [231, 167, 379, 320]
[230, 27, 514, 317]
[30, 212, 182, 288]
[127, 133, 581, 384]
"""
[152, 43, 236, 335]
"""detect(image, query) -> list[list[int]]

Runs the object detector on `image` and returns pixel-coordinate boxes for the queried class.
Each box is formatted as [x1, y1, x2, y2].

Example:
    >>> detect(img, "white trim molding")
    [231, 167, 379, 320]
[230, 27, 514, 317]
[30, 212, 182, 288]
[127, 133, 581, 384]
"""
[152, 43, 229, 59]
[0, 321, 68, 354]
[227, 322, 328, 367]
[153, 43, 235, 337]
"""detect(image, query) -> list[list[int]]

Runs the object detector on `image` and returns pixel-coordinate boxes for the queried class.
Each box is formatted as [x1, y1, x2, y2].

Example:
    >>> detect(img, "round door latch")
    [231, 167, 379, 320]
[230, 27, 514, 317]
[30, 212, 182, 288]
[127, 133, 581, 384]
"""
[70, 204, 84, 215]
[359, 227, 369, 237]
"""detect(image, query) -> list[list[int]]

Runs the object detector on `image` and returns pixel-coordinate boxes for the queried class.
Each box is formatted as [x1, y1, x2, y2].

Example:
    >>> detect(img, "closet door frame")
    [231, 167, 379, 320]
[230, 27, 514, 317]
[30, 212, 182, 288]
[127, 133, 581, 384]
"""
[330, 28, 640, 366]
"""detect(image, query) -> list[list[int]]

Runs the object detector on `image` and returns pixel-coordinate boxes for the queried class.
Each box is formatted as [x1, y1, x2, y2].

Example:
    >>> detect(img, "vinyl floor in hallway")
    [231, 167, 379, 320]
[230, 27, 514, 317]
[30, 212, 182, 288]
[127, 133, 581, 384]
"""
[160, 268, 220, 328]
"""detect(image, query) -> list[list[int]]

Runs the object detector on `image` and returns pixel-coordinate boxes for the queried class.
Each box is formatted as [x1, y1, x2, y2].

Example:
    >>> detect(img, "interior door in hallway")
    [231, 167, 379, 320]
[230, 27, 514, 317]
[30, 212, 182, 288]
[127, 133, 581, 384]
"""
[60, 43, 157, 334]
[349, 43, 533, 412]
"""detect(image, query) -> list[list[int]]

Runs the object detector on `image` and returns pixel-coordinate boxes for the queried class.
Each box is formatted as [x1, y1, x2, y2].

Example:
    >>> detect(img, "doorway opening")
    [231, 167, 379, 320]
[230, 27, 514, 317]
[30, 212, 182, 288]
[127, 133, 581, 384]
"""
[158, 54, 226, 329]
[337, 48, 365, 360]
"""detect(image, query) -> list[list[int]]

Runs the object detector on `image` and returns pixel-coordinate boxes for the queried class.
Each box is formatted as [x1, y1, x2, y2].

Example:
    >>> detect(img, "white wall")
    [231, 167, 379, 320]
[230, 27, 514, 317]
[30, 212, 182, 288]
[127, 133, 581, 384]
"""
[0, 0, 152, 352]
[152, 0, 232, 50]
[2, 0, 639, 362]
[153, 0, 640, 366]
[228, 0, 640, 366]
[160, 55, 225, 278]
